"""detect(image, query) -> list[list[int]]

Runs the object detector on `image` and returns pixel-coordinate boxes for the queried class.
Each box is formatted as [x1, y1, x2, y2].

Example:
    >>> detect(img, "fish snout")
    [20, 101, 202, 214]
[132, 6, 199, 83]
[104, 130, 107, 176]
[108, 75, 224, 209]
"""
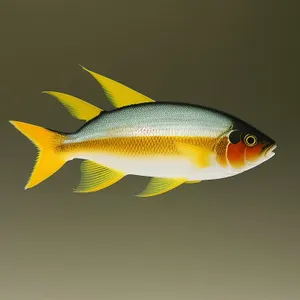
[264, 143, 277, 159]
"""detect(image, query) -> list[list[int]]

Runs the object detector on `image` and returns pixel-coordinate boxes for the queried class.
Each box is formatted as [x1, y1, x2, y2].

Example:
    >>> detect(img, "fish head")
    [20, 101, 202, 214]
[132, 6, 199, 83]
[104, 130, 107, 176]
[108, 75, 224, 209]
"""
[224, 120, 276, 172]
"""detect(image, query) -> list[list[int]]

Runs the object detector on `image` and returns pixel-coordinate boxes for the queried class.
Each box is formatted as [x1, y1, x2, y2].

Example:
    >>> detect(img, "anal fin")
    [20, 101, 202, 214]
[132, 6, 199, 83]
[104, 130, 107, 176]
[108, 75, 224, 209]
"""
[186, 180, 201, 184]
[74, 160, 125, 193]
[136, 177, 186, 198]
[42, 91, 102, 122]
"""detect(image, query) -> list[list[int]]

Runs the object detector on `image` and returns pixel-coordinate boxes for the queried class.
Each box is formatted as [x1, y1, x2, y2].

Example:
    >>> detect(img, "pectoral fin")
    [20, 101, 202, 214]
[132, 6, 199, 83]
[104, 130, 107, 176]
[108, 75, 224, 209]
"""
[74, 160, 125, 193]
[80, 65, 155, 108]
[176, 142, 213, 169]
[43, 91, 102, 122]
[136, 177, 186, 198]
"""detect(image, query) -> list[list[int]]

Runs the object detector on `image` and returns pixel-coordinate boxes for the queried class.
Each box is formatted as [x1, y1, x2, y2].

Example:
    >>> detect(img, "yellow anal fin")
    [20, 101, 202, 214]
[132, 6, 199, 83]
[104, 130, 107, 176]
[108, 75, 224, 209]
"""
[136, 177, 186, 198]
[80, 65, 155, 108]
[74, 160, 125, 193]
[9, 121, 67, 189]
[186, 180, 201, 184]
[42, 91, 102, 122]
[176, 142, 213, 169]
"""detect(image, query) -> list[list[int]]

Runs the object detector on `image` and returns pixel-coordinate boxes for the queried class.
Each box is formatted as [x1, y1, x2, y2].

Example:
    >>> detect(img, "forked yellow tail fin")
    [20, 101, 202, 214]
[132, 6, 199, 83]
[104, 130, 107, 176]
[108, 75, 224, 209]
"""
[9, 121, 67, 189]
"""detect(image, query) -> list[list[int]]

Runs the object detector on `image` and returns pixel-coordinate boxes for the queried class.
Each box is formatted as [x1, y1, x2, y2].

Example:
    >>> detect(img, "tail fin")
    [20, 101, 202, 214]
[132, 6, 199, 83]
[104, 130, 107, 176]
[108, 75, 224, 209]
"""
[9, 121, 67, 189]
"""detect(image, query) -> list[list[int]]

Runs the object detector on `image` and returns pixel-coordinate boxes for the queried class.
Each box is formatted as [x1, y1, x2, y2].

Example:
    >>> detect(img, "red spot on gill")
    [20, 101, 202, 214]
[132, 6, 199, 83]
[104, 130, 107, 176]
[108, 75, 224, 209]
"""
[227, 141, 247, 169]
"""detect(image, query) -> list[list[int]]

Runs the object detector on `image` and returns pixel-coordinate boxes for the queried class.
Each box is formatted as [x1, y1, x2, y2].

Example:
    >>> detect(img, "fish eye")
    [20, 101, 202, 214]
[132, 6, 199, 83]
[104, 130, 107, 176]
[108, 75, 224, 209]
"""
[244, 134, 257, 147]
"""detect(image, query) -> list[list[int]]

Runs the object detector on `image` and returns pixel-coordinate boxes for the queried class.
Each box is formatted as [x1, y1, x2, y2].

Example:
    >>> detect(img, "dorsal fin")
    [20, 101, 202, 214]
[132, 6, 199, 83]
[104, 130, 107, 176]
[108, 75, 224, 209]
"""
[80, 65, 155, 108]
[42, 91, 102, 122]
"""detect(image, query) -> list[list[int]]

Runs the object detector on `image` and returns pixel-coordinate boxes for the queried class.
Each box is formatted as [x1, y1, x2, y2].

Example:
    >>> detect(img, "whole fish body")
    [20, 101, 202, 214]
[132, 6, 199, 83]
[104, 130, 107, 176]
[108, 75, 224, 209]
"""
[10, 66, 276, 197]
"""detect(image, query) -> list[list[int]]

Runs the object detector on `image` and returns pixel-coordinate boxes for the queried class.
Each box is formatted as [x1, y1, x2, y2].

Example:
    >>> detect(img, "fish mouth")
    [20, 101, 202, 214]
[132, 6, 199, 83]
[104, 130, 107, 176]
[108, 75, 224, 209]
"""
[264, 143, 277, 158]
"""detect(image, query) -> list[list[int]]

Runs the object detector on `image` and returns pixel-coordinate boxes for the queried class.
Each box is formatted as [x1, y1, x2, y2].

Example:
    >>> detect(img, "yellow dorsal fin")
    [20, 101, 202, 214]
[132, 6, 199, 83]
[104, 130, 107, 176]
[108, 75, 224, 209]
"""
[80, 65, 155, 108]
[186, 180, 201, 184]
[176, 142, 214, 169]
[74, 160, 125, 193]
[136, 177, 186, 198]
[42, 91, 102, 122]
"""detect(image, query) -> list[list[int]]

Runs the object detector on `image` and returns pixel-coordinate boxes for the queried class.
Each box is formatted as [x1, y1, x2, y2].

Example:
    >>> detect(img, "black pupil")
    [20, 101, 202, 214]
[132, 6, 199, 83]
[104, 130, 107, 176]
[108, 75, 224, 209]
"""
[247, 137, 255, 144]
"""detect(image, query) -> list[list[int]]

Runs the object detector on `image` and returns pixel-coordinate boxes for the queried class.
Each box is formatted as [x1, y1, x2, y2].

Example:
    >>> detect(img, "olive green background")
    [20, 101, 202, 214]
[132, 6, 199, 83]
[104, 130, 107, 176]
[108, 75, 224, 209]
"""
[1, 1, 299, 299]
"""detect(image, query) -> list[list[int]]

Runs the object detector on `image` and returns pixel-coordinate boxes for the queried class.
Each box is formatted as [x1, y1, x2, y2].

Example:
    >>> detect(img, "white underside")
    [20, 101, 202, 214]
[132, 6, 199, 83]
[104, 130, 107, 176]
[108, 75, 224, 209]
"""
[70, 153, 239, 181]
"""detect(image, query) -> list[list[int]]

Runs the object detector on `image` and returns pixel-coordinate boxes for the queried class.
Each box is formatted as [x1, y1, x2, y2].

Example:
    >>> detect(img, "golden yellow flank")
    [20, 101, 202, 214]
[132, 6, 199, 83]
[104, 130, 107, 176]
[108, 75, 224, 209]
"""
[59, 136, 218, 157]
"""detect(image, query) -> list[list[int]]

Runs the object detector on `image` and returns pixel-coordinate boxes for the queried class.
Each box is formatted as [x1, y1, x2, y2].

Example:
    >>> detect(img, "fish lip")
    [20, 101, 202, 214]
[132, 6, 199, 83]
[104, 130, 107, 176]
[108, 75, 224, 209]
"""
[264, 143, 277, 158]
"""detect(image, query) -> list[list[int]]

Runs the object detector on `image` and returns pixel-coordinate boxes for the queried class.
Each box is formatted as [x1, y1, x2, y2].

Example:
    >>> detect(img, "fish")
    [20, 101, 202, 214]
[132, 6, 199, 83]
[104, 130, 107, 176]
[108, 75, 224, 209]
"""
[9, 66, 277, 197]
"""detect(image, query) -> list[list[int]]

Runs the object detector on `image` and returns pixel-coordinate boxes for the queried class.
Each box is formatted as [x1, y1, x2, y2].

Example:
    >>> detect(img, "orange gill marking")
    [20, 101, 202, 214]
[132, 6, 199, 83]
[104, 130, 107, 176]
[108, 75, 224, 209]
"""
[227, 141, 247, 169]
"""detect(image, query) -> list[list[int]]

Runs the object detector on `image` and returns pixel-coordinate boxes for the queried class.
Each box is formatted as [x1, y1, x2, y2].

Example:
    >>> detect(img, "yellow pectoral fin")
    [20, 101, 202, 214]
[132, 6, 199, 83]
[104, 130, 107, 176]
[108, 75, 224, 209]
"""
[176, 142, 213, 169]
[74, 160, 125, 193]
[136, 177, 187, 198]
[80, 65, 155, 108]
[42, 91, 102, 122]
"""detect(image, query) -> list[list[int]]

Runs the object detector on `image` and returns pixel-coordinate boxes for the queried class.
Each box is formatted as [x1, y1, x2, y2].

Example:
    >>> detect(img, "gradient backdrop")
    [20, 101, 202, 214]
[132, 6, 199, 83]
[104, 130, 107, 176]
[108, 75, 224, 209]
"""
[1, 1, 299, 299]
